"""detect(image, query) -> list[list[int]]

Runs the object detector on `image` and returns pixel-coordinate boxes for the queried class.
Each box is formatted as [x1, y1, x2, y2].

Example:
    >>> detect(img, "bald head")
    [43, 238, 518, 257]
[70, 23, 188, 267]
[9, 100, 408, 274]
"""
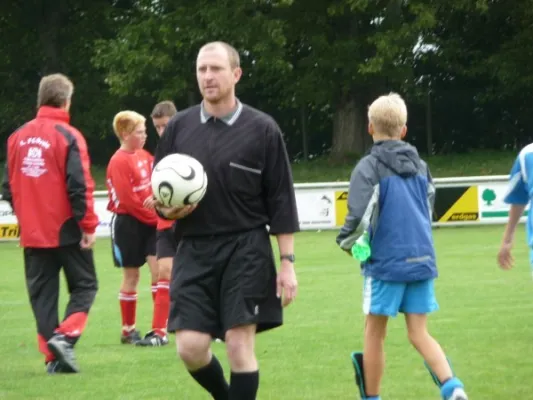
[197, 41, 240, 69]
[196, 41, 242, 105]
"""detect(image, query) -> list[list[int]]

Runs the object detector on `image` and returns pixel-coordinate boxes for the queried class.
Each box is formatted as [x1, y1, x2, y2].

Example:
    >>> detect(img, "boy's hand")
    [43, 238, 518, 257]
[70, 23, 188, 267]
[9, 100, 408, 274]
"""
[497, 242, 514, 270]
[143, 196, 157, 210]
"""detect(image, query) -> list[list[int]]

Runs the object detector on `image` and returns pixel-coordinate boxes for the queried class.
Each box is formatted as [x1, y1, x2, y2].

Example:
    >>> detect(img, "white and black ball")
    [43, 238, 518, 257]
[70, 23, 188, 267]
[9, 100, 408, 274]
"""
[151, 153, 208, 207]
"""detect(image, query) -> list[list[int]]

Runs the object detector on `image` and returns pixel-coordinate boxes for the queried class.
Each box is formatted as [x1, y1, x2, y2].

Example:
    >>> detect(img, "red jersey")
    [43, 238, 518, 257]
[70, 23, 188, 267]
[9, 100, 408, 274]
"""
[1, 106, 99, 248]
[157, 217, 174, 231]
[106, 149, 158, 226]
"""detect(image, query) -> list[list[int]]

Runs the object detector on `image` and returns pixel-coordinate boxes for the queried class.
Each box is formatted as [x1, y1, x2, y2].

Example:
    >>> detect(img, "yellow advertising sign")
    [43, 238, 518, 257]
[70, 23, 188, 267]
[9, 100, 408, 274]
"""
[0, 224, 20, 238]
[437, 186, 479, 222]
[335, 191, 348, 227]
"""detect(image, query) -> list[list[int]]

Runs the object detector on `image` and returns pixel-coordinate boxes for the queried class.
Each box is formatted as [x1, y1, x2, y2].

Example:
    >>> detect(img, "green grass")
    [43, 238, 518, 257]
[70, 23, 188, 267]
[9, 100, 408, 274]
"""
[0, 225, 532, 399]
[86, 150, 516, 190]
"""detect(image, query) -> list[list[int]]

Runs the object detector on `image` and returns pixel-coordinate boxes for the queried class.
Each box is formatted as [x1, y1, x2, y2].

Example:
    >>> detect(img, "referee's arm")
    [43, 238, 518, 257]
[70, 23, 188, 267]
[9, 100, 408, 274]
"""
[262, 122, 300, 246]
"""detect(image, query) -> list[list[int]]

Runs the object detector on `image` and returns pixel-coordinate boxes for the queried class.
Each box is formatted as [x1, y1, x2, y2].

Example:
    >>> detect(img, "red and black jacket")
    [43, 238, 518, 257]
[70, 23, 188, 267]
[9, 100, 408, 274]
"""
[1, 106, 99, 248]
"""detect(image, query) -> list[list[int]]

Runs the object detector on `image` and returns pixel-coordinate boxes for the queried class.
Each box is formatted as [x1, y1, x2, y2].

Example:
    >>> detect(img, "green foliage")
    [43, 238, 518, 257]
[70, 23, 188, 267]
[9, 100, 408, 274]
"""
[1, 0, 533, 162]
[92, 0, 292, 104]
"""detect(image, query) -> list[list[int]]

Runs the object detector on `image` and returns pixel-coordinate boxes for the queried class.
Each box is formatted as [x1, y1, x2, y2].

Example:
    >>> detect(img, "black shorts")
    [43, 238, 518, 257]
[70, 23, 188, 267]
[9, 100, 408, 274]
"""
[110, 214, 156, 268]
[168, 227, 282, 339]
[156, 228, 177, 260]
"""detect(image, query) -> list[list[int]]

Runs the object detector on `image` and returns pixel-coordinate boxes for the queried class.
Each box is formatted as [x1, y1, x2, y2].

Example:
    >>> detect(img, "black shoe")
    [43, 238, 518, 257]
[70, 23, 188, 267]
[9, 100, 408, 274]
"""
[47, 335, 79, 373]
[351, 352, 366, 399]
[120, 329, 142, 344]
[45, 360, 67, 374]
[135, 330, 169, 347]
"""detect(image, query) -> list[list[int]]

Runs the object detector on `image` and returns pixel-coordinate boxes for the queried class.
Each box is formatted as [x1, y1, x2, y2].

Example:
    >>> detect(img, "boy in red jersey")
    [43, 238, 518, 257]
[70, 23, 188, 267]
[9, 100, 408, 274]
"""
[136, 101, 178, 347]
[106, 110, 160, 344]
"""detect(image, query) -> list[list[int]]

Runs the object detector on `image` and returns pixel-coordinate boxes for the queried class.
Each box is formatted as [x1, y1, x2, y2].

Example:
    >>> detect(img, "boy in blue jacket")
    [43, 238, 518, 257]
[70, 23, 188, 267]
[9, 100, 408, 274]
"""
[336, 93, 467, 400]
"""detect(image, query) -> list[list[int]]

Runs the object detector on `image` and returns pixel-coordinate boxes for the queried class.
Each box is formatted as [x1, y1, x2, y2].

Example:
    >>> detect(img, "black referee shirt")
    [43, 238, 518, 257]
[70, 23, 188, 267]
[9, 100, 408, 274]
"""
[154, 101, 300, 237]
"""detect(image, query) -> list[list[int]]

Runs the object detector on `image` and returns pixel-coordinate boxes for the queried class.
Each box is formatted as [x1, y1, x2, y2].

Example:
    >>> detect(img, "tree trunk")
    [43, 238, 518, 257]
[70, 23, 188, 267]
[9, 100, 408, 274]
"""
[39, 0, 66, 74]
[330, 95, 369, 158]
[426, 89, 433, 155]
[300, 104, 309, 160]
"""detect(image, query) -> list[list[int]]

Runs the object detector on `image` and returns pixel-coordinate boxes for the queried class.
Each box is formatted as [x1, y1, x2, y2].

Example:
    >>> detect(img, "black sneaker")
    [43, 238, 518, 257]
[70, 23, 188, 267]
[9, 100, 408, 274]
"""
[120, 329, 142, 344]
[135, 330, 169, 347]
[45, 360, 66, 374]
[47, 335, 79, 373]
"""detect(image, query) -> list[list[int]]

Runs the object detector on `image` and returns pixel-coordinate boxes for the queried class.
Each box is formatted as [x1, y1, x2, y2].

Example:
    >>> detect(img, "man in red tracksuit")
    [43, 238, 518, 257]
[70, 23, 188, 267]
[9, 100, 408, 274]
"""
[1, 73, 99, 374]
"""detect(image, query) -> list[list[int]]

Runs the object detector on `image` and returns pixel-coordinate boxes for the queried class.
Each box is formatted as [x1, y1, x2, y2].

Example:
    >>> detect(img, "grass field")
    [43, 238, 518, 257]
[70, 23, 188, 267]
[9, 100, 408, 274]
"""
[1, 225, 532, 399]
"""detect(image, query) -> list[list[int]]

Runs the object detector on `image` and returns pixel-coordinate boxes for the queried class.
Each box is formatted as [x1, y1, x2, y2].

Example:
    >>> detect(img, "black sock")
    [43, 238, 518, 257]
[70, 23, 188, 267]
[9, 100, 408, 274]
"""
[189, 356, 229, 400]
[229, 371, 259, 400]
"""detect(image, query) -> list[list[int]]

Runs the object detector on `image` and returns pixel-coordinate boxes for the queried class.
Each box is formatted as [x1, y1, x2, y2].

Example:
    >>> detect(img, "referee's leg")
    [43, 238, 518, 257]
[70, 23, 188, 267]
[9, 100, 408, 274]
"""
[222, 228, 282, 400]
[23, 248, 61, 366]
[171, 237, 229, 400]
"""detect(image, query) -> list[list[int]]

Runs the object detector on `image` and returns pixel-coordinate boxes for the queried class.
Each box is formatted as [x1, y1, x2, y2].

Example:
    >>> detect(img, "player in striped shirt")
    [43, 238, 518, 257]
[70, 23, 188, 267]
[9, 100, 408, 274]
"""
[498, 145, 533, 272]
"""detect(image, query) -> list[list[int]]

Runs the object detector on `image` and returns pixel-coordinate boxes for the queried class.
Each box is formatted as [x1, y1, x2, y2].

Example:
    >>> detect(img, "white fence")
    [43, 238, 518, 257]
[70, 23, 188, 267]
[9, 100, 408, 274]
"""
[0, 174, 520, 241]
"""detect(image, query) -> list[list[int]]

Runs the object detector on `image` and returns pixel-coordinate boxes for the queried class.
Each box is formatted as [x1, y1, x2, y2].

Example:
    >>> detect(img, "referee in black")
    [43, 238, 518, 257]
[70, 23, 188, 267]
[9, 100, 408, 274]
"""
[154, 41, 299, 400]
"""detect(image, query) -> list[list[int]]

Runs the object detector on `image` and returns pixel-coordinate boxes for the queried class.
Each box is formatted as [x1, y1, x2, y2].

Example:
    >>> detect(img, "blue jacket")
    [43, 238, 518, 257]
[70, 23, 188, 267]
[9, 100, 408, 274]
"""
[336, 140, 437, 282]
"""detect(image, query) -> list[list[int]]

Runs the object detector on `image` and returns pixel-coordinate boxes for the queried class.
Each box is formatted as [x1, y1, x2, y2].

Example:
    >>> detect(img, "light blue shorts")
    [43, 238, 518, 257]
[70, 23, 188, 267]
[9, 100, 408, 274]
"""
[362, 277, 439, 317]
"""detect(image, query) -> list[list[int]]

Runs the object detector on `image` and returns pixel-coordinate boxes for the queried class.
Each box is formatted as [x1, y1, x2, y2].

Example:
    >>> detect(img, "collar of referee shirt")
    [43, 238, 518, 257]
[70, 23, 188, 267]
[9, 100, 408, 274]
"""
[200, 99, 243, 125]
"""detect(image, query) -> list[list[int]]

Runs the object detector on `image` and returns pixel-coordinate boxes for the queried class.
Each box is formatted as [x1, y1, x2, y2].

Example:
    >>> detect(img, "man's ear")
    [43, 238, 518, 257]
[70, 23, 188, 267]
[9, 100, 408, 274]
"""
[233, 67, 242, 84]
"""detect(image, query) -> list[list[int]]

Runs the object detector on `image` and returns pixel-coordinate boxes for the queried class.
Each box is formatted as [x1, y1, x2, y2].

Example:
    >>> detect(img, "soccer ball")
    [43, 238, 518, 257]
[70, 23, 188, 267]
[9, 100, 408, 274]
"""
[151, 153, 208, 207]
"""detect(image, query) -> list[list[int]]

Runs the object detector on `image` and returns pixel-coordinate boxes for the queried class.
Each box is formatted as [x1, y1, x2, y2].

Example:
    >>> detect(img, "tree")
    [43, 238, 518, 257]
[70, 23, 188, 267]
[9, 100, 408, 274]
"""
[482, 189, 496, 206]
[92, 0, 292, 106]
[0, 0, 126, 163]
[281, 0, 438, 158]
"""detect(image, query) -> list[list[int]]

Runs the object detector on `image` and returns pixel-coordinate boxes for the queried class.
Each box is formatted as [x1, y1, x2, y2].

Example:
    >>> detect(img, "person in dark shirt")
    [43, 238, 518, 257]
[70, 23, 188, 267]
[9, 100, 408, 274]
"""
[154, 41, 299, 400]
[1, 74, 99, 374]
[136, 100, 178, 347]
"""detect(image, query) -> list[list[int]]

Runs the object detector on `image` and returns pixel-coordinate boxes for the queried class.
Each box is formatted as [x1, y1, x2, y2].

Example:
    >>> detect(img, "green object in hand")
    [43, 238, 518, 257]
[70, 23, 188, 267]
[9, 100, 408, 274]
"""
[351, 231, 371, 262]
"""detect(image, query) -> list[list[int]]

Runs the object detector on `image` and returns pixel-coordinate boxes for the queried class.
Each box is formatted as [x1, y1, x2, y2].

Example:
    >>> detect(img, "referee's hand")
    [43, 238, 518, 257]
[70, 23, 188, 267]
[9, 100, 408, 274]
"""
[156, 203, 197, 220]
[277, 261, 298, 307]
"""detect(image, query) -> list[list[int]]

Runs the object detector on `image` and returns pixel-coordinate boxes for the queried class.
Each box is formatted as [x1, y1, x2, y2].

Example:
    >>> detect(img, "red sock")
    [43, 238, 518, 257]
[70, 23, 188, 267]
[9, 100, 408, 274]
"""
[119, 291, 137, 335]
[152, 279, 170, 337]
[38, 334, 54, 363]
[55, 312, 88, 339]
[151, 283, 157, 303]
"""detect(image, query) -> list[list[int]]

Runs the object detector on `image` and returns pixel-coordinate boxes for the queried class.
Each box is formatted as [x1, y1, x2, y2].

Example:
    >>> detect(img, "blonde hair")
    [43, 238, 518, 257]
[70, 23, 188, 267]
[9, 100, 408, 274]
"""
[198, 41, 240, 69]
[112, 111, 146, 139]
[37, 74, 74, 108]
[368, 92, 408, 137]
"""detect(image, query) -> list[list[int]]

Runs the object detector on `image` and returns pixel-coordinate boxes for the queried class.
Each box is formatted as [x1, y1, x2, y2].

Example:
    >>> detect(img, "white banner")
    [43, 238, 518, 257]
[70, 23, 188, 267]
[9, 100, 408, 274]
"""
[0, 201, 18, 239]
[0, 175, 526, 241]
[294, 189, 336, 229]
[0, 198, 113, 240]
[478, 182, 529, 223]
[0, 189, 338, 241]
[94, 197, 113, 238]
